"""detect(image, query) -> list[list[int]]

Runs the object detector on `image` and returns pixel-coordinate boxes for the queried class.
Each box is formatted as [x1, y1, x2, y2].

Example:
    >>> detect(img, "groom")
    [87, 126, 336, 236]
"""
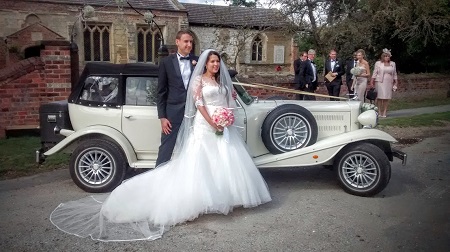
[156, 30, 198, 167]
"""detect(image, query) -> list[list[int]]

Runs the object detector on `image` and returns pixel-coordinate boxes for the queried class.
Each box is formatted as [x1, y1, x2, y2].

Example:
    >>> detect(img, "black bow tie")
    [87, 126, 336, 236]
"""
[179, 56, 190, 61]
[331, 60, 336, 62]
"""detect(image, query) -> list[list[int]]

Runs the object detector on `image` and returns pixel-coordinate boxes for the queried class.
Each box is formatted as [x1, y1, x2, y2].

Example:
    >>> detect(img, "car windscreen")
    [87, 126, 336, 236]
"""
[234, 84, 254, 105]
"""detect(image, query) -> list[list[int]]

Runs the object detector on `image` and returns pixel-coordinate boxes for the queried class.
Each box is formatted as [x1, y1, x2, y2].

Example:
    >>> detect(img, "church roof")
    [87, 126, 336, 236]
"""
[181, 3, 288, 28]
[23, 0, 185, 12]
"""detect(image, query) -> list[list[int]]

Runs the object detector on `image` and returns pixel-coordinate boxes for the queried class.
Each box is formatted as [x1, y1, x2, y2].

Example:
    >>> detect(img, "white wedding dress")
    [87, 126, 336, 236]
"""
[50, 76, 271, 242]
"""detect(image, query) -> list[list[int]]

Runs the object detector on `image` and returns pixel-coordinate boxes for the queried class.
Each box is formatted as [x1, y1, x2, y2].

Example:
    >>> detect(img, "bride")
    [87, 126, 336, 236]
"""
[50, 49, 272, 242]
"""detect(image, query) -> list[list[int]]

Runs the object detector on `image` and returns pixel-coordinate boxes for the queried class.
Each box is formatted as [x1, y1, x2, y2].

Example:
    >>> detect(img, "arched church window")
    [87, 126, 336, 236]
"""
[251, 35, 263, 62]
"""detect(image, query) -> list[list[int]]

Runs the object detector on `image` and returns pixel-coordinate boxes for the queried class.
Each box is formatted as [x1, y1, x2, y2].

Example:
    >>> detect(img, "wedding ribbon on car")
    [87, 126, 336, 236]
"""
[232, 82, 348, 100]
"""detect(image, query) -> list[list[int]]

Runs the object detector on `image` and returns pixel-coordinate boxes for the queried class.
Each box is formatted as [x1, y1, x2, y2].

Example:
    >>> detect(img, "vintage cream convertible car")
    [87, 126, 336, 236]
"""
[37, 62, 406, 196]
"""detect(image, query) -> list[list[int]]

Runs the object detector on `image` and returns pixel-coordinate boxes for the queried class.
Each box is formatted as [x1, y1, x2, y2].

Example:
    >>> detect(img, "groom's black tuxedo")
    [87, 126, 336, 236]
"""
[156, 53, 198, 166]
[157, 53, 197, 124]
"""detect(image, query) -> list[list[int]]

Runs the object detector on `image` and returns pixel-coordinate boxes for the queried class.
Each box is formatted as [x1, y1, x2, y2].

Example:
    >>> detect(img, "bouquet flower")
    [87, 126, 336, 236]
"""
[212, 107, 235, 135]
[350, 66, 363, 76]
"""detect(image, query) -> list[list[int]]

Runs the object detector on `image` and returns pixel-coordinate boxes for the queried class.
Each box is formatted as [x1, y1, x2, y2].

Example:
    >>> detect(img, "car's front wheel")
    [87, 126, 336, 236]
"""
[69, 139, 127, 193]
[334, 143, 390, 197]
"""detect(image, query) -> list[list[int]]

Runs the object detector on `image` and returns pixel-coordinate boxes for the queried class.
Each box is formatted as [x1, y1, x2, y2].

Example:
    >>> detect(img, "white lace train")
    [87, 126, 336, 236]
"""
[50, 121, 271, 242]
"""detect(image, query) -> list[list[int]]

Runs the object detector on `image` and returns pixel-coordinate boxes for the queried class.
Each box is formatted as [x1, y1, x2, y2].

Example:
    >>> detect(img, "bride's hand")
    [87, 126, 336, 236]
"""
[216, 125, 224, 132]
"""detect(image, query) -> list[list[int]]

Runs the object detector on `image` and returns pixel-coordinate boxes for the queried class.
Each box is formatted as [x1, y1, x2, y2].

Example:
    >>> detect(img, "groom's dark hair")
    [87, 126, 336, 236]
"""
[176, 29, 194, 39]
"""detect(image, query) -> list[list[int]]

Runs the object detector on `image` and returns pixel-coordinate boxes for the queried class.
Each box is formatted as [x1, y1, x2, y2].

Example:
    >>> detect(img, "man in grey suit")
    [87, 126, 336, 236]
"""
[299, 49, 318, 100]
[156, 30, 198, 167]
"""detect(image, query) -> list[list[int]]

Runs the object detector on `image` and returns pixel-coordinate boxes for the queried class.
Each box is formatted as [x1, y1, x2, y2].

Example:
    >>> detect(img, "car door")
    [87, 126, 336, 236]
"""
[121, 76, 161, 161]
[234, 99, 247, 142]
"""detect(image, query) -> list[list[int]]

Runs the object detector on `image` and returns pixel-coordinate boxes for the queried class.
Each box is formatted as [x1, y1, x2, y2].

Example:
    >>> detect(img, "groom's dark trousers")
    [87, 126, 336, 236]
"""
[156, 53, 197, 167]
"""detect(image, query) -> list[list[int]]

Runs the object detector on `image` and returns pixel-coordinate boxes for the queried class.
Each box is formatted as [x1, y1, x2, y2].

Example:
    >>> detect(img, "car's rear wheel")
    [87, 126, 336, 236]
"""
[69, 139, 127, 193]
[261, 104, 318, 154]
[334, 143, 390, 197]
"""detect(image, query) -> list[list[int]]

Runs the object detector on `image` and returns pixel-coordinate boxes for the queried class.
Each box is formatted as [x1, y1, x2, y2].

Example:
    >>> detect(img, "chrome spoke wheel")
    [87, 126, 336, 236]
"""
[272, 114, 310, 151]
[77, 148, 114, 185]
[341, 153, 378, 189]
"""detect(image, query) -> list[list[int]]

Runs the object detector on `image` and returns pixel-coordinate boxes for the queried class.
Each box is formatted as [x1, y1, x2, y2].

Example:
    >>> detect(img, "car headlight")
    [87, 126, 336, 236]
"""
[358, 110, 378, 128]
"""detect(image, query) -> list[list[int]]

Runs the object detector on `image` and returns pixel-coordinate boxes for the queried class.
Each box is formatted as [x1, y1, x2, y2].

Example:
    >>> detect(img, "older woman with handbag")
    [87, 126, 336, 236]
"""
[370, 49, 398, 118]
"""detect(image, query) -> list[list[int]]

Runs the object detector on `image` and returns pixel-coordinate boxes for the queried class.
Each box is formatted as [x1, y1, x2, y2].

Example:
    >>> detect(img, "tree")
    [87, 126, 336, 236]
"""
[268, 0, 450, 73]
[225, 0, 259, 7]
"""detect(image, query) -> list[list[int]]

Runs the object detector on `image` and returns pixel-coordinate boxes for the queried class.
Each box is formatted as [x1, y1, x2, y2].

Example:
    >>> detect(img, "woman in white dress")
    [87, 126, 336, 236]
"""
[352, 49, 371, 101]
[50, 49, 271, 242]
[370, 49, 398, 117]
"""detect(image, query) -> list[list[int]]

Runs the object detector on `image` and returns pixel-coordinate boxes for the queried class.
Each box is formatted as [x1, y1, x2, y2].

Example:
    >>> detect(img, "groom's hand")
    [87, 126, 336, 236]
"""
[160, 118, 172, 135]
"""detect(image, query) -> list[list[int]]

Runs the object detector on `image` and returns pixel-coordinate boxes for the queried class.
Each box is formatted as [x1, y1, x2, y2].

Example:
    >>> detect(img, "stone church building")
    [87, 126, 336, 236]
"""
[0, 0, 296, 137]
[0, 0, 295, 74]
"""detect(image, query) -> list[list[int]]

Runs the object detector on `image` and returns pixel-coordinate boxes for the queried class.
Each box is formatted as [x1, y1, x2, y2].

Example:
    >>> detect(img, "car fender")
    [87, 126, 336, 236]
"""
[254, 128, 396, 167]
[44, 126, 137, 165]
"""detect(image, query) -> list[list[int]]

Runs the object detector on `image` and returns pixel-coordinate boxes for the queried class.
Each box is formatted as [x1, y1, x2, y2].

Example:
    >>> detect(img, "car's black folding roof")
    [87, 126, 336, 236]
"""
[79, 62, 159, 76]
[69, 62, 159, 103]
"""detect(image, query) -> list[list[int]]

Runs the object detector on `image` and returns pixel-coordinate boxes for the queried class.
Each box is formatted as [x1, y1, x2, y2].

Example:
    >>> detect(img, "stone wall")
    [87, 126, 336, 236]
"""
[190, 26, 293, 75]
[0, 41, 71, 138]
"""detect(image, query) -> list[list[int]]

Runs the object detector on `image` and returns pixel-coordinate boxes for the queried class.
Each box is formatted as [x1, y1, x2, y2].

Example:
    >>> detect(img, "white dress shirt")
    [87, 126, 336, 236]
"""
[177, 53, 191, 89]
[310, 59, 317, 82]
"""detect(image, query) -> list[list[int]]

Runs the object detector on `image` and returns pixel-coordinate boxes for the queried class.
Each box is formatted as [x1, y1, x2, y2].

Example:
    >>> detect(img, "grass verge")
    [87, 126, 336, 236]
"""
[0, 136, 69, 180]
[378, 111, 450, 127]
[389, 96, 450, 111]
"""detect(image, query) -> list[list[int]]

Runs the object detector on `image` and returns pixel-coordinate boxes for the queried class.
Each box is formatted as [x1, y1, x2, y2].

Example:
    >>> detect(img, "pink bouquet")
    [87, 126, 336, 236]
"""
[211, 107, 235, 135]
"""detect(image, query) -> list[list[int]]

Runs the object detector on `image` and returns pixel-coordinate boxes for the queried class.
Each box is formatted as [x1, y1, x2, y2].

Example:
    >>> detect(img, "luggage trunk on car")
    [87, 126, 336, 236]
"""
[39, 100, 72, 148]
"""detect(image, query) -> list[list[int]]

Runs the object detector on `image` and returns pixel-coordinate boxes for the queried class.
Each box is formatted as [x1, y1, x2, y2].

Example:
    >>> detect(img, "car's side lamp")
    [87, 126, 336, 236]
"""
[358, 110, 378, 128]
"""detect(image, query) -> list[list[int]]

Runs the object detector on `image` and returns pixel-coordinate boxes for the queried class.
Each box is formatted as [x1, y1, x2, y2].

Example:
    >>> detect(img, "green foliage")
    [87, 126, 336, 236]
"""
[389, 96, 450, 111]
[273, 0, 450, 73]
[226, 0, 258, 7]
[378, 112, 450, 127]
[0, 137, 69, 179]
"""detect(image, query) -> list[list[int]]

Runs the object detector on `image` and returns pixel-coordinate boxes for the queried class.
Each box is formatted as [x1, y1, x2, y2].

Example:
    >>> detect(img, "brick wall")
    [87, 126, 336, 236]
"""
[0, 41, 71, 138]
[239, 74, 450, 101]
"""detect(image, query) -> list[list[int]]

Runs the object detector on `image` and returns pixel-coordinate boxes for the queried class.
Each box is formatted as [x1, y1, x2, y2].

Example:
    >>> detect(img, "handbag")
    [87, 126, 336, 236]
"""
[366, 88, 377, 101]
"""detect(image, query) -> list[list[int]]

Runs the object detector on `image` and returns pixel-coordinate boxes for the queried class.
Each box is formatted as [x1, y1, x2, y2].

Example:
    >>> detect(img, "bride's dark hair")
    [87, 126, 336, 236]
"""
[203, 50, 229, 97]
[203, 50, 221, 82]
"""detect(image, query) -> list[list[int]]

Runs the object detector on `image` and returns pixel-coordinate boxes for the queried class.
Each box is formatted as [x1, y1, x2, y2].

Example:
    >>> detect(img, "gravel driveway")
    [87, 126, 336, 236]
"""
[0, 134, 449, 251]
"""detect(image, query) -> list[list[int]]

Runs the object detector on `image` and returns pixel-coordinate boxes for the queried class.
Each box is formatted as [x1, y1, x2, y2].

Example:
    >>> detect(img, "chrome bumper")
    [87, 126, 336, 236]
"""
[392, 148, 407, 165]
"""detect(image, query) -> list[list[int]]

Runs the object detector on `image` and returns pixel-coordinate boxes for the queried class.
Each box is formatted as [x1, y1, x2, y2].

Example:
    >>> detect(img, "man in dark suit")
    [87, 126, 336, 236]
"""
[294, 51, 307, 100]
[299, 49, 318, 100]
[324, 49, 345, 101]
[156, 30, 198, 167]
[345, 52, 358, 97]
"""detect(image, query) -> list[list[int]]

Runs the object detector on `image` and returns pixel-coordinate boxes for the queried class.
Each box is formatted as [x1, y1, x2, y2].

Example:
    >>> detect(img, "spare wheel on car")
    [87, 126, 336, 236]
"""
[261, 104, 318, 154]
